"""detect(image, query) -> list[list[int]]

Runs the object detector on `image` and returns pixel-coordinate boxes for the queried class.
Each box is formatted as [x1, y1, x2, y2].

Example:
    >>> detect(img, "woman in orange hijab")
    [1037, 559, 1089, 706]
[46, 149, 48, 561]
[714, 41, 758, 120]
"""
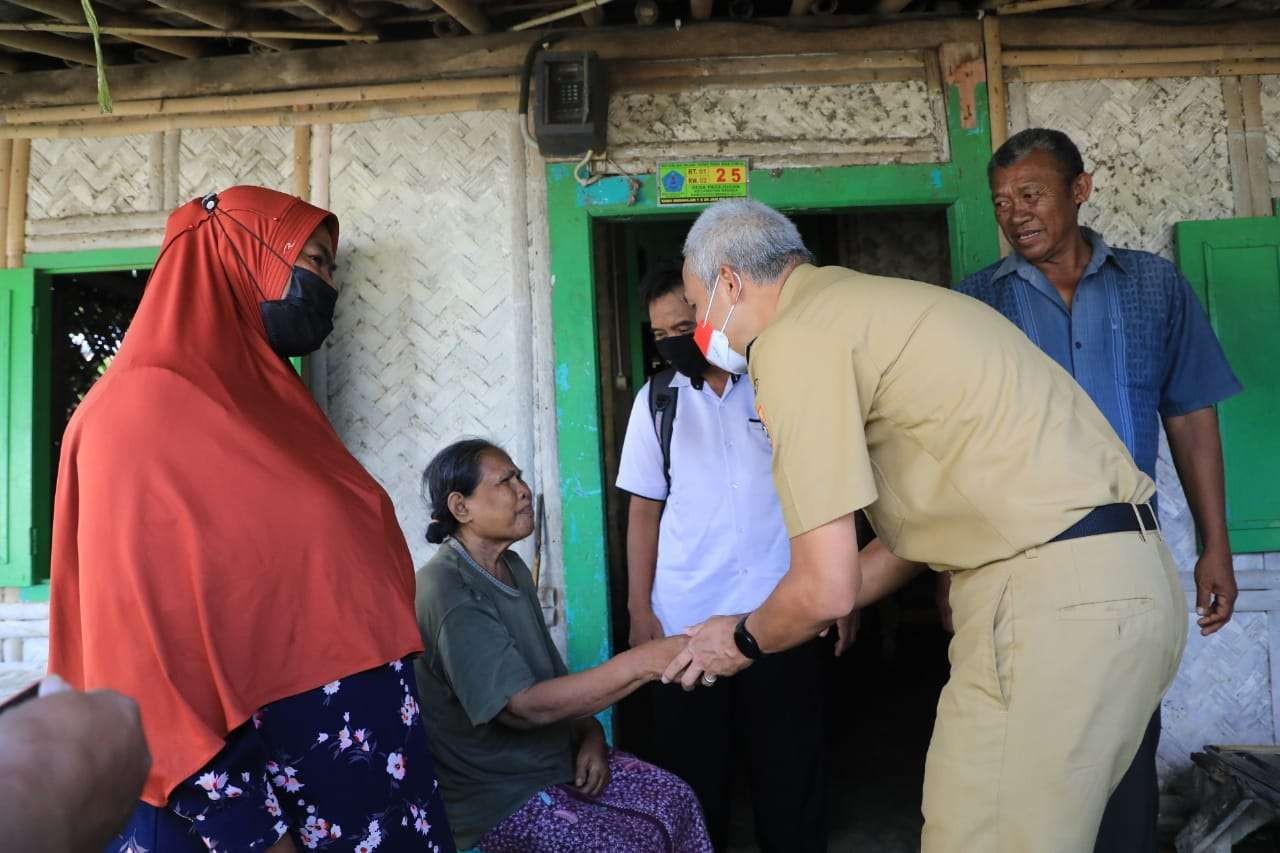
[48, 186, 455, 852]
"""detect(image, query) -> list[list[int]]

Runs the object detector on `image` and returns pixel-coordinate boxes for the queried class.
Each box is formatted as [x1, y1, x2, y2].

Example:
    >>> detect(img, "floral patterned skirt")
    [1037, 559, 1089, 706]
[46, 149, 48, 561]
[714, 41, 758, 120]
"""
[475, 751, 712, 853]
[108, 657, 455, 852]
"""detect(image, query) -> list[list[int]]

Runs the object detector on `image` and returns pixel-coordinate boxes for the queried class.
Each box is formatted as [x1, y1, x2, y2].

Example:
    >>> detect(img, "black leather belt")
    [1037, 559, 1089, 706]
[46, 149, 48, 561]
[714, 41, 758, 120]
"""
[1050, 503, 1158, 543]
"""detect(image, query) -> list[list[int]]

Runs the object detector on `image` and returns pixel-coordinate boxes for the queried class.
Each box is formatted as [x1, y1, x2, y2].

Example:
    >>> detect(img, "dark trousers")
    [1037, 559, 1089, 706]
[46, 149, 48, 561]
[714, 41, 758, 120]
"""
[1094, 709, 1161, 853]
[650, 636, 830, 853]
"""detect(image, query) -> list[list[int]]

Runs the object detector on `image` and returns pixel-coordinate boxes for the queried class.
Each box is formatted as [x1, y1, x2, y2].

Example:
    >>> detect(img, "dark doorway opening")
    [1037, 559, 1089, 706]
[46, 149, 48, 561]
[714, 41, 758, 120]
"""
[48, 268, 147, 508]
[591, 207, 954, 851]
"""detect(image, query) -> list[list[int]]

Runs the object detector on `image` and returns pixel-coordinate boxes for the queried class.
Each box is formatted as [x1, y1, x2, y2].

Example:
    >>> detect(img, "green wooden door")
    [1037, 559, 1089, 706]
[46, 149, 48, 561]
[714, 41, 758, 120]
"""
[1176, 216, 1280, 552]
[0, 268, 51, 587]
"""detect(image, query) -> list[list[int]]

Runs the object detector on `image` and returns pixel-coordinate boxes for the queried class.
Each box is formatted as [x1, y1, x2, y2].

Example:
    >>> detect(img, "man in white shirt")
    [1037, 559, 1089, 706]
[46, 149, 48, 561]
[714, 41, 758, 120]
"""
[616, 261, 833, 852]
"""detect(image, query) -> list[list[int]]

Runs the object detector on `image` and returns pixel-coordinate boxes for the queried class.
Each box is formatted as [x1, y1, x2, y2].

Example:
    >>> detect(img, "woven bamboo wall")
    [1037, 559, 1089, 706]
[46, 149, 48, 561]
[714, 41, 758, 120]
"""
[178, 127, 293, 200]
[325, 113, 523, 571]
[29, 134, 157, 218]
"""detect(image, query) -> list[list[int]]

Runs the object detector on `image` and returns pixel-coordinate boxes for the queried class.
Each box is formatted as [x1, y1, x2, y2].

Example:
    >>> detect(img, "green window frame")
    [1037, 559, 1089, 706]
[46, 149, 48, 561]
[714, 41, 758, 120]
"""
[1176, 216, 1280, 553]
[1, 248, 160, 598]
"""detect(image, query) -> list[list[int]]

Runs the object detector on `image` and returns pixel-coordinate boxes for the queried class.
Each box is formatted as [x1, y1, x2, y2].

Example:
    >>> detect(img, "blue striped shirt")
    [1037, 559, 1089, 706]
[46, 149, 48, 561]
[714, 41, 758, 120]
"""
[956, 229, 1242, 483]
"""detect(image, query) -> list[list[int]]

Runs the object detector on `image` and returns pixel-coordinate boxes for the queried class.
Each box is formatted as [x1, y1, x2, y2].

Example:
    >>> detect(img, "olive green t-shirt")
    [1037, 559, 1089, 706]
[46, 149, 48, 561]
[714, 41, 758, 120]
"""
[413, 542, 574, 848]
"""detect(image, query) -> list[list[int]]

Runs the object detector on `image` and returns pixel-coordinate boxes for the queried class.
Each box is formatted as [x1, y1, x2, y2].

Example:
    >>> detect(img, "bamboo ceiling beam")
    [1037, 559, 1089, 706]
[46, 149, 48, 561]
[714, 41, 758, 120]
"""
[145, 0, 294, 51]
[1004, 45, 1280, 66]
[431, 0, 490, 34]
[5, 0, 208, 59]
[0, 31, 102, 65]
[994, 0, 1100, 14]
[998, 14, 1280, 48]
[0, 22, 376, 42]
[296, 0, 369, 33]
[0, 17, 980, 108]
[0, 76, 516, 124]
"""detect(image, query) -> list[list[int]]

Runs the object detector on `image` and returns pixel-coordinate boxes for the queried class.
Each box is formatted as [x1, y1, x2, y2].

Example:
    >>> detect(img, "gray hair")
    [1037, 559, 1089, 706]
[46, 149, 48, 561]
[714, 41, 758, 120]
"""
[683, 199, 813, 289]
[989, 127, 1085, 184]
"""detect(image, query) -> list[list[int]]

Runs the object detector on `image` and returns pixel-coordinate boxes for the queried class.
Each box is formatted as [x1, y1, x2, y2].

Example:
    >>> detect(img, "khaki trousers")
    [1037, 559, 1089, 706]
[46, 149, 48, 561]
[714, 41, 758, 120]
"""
[921, 529, 1187, 853]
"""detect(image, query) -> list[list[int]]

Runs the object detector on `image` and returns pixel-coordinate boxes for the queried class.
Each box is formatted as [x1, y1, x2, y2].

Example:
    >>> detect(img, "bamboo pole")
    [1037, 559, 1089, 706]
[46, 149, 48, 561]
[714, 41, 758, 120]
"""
[511, 0, 615, 31]
[5, 139, 29, 268]
[996, 0, 1099, 14]
[0, 78, 518, 126]
[5, 0, 207, 59]
[1007, 60, 1280, 83]
[296, 0, 369, 33]
[162, 130, 180, 209]
[148, 132, 165, 210]
[982, 15, 1006, 152]
[0, 21, 376, 42]
[0, 140, 10, 266]
[0, 95, 520, 140]
[312, 124, 331, 210]
[614, 64, 923, 94]
[1003, 45, 1280, 67]
[1223, 76, 1254, 218]
[0, 32, 101, 65]
[1241, 75, 1270, 218]
[293, 123, 312, 201]
[613, 49, 924, 80]
[432, 0, 491, 34]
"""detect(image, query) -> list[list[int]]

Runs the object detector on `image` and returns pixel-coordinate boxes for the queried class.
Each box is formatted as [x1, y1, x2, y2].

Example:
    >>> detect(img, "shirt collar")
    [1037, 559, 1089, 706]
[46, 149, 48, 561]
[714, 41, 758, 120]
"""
[775, 262, 818, 317]
[993, 227, 1129, 283]
[670, 371, 736, 392]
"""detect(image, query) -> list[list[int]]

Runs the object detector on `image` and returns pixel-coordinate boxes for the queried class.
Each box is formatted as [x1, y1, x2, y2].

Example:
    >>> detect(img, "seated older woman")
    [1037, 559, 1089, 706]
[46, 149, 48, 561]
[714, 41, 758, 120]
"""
[414, 439, 712, 853]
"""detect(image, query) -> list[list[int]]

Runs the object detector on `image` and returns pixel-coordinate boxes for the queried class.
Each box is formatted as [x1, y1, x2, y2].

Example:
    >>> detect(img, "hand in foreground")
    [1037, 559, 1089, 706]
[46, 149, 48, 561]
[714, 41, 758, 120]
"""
[628, 607, 665, 648]
[573, 721, 610, 797]
[0, 677, 150, 851]
[1194, 546, 1237, 636]
[661, 615, 751, 691]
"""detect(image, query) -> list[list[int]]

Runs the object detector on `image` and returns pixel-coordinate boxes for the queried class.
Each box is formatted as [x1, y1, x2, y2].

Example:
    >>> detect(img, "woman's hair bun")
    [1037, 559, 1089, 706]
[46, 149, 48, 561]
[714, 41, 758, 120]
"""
[425, 519, 448, 545]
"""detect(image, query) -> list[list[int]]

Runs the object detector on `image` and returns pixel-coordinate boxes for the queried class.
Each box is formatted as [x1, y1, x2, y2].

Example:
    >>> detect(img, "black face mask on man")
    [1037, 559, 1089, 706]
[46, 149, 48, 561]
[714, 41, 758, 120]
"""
[259, 266, 337, 357]
[655, 333, 713, 379]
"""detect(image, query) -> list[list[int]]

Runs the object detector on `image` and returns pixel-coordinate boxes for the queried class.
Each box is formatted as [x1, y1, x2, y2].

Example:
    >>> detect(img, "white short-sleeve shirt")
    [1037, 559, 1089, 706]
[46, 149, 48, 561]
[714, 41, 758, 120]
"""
[615, 372, 792, 636]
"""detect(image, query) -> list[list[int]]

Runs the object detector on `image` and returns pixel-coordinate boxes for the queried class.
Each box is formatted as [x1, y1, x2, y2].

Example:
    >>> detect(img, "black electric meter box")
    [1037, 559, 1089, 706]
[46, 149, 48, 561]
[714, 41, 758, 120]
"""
[532, 52, 608, 157]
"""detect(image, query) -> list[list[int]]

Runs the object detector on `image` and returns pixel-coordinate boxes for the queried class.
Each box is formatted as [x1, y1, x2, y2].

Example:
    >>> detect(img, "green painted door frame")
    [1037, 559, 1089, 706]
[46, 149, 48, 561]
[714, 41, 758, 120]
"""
[547, 86, 1002, 679]
[3, 247, 160, 601]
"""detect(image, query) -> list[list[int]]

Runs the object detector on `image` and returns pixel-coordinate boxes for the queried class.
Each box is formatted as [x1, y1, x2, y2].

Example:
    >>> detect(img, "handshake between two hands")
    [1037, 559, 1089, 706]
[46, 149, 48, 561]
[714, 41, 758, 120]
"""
[632, 608, 861, 692]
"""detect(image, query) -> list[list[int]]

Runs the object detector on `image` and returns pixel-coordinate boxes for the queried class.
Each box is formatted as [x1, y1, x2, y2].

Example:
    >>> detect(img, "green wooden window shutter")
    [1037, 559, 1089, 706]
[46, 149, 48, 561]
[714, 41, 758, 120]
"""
[0, 268, 51, 587]
[1176, 216, 1280, 553]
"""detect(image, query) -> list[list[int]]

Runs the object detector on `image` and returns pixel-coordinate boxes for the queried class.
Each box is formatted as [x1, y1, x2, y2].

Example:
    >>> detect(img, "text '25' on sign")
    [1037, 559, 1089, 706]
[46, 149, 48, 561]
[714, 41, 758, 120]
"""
[656, 160, 750, 205]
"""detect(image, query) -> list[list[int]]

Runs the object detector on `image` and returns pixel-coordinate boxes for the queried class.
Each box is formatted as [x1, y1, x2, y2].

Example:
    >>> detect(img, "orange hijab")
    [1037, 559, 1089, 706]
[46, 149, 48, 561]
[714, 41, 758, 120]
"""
[48, 186, 423, 806]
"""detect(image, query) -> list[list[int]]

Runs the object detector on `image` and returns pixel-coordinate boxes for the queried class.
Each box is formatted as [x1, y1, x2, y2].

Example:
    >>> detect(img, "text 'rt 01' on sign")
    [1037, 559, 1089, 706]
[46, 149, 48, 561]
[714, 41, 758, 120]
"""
[656, 160, 750, 205]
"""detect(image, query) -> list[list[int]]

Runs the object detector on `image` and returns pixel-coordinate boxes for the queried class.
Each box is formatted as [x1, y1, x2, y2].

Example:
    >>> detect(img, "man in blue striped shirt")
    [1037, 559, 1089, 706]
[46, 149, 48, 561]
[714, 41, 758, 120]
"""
[956, 127, 1242, 853]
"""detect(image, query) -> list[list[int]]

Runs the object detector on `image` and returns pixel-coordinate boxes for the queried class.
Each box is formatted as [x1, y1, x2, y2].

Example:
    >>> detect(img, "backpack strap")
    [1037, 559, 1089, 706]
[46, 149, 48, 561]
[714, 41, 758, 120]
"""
[647, 368, 679, 495]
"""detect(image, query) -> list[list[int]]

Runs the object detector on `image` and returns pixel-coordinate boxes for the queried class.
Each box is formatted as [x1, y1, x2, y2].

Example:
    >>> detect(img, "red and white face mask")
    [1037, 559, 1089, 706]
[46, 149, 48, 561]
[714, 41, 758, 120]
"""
[694, 272, 749, 375]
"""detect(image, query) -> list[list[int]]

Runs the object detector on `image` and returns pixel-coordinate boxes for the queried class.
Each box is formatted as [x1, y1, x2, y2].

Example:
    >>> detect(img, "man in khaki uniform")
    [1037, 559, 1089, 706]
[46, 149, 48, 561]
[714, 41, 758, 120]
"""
[661, 198, 1188, 852]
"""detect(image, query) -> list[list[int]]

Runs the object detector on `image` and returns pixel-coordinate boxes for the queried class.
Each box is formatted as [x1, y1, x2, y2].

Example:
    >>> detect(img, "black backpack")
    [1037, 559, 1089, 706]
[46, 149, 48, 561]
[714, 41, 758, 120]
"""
[647, 368, 680, 493]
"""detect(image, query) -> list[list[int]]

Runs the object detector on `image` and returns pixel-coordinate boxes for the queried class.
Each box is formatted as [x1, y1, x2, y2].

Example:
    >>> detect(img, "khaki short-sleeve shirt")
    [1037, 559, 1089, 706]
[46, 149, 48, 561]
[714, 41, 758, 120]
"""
[749, 264, 1154, 570]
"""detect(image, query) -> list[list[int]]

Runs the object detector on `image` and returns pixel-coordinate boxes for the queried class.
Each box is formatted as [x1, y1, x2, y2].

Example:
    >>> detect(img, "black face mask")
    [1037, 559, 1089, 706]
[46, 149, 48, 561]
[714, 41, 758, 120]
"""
[655, 333, 712, 379]
[259, 267, 337, 357]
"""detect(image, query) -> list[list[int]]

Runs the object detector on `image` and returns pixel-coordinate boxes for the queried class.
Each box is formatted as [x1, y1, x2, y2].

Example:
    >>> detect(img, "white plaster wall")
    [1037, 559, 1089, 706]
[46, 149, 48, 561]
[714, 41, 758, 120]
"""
[608, 79, 946, 168]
